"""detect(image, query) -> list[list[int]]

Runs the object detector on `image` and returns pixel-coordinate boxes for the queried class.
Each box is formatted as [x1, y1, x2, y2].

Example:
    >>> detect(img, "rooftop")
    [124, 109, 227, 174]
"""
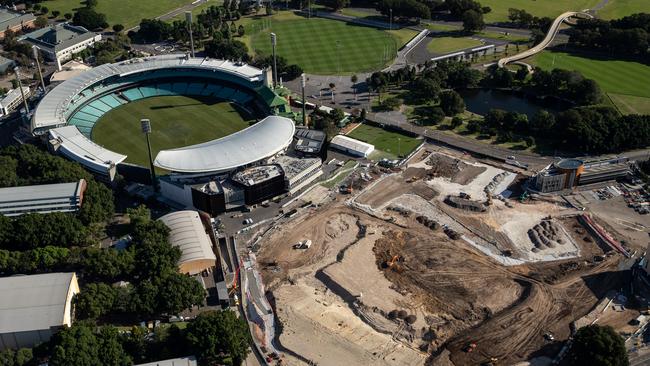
[232, 165, 283, 186]
[134, 356, 197, 366]
[555, 158, 584, 170]
[0, 179, 84, 205]
[330, 135, 375, 154]
[0, 7, 35, 30]
[48, 126, 127, 172]
[0, 273, 77, 334]
[0, 87, 30, 108]
[20, 23, 96, 52]
[294, 128, 326, 154]
[275, 155, 322, 180]
[158, 211, 216, 268]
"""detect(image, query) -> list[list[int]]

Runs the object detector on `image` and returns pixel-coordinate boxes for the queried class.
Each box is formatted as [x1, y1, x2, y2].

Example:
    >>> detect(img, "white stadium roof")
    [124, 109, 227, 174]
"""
[154, 116, 295, 174]
[32, 54, 264, 132]
[48, 125, 127, 172]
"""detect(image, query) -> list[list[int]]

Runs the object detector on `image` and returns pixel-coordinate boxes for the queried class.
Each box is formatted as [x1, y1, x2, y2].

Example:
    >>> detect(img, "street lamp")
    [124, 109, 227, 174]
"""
[389, 8, 392, 30]
[141, 119, 157, 192]
[270, 33, 277, 88]
[13, 67, 28, 113]
[185, 11, 195, 58]
[301, 73, 307, 127]
[32, 46, 46, 93]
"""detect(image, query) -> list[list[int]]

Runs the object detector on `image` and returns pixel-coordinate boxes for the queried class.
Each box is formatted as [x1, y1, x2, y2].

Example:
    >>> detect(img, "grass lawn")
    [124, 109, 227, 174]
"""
[529, 50, 650, 114]
[92, 95, 253, 167]
[426, 36, 484, 54]
[41, 0, 193, 29]
[169, 0, 223, 22]
[250, 17, 400, 74]
[321, 160, 357, 188]
[347, 124, 421, 159]
[608, 93, 650, 115]
[479, 0, 600, 23]
[597, 0, 650, 19]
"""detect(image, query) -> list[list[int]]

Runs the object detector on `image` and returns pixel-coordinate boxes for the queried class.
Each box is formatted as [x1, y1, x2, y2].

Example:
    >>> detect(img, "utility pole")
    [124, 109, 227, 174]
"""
[389, 8, 392, 30]
[186, 11, 195, 57]
[270, 32, 277, 88]
[141, 119, 157, 192]
[32, 46, 46, 93]
[301, 73, 307, 127]
[14, 67, 28, 113]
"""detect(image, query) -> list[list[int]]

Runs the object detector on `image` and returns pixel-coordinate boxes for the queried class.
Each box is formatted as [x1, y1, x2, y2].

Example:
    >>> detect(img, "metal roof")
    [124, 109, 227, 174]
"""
[20, 23, 96, 53]
[330, 135, 375, 155]
[0, 8, 35, 30]
[158, 211, 216, 267]
[0, 273, 76, 334]
[32, 54, 264, 132]
[154, 116, 295, 174]
[0, 179, 83, 205]
[134, 356, 197, 366]
[48, 126, 127, 173]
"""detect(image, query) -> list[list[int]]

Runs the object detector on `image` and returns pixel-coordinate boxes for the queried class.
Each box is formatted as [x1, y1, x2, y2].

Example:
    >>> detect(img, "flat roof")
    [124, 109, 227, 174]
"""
[0, 179, 83, 204]
[134, 356, 197, 366]
[331, 135, 374, 154]
[48, 126, 127, 172]
[0, 273, 76, 333]
[275, 155, 322, 180]
[232, 165, 283, 186]
[556, 158, 584, 170]
[154, 116, 295, 174]
[32, 55, 264, 132]
[158, 211, 216, 267]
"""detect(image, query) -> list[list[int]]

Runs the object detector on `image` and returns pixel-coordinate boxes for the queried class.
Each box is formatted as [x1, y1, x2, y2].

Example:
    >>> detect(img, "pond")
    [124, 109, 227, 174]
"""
[459, 88, 570, 118]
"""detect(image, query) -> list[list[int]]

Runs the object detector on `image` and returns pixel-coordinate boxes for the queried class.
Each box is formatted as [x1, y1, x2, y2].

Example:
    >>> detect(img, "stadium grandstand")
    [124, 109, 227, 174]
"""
[32, 54, 293, 181]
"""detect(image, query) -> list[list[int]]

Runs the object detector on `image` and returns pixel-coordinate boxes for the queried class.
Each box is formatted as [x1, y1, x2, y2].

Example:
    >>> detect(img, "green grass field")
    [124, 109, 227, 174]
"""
[479, 0, 600, 23]
[250, 18, 401, 74]
[426, 36, 483, 54]
[41, 0, 193, 28]
[347, 124, 421, 159]
[92, 96, 252, 167]
[597, 0, 650, 19]
[529, 50, 650, 114]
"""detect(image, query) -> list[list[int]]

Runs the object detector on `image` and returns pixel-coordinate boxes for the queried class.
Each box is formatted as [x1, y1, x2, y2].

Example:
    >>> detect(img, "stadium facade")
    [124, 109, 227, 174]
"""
[32, 54, 322, 214]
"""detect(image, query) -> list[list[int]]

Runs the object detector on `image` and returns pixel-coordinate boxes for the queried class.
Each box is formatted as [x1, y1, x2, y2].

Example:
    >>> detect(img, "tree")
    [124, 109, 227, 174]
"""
[439, 90, 465, 116]
[52, 10, 61, 18]
[204, 39, 249, 61]
[450, 116, 463, 129]
[49, 325, 100, 366]
[265, 3, 273, 16]
[237, 24, 244, 36]
[382, 97, 402, 110]
[0, 348, 33, 366]
[40, 6, 49, 16]
[112, 24, 124, 33]
[410, 77, 440, 104]
[34, 16, 48, 28]
[73, 8, 109, 29]
[97, 327, 132, 366]
[136, 18, 172, 42]
[322, 0, 349, 11]
[64, 13, 73, 20]
[568, 325, 628, 366]
[186, 311, 252, 366]
[74, 283, 118, 320]
[0, 156, 17, 187]
[350, 74, 358, 99]
[86, 0, 99, 8]
[462, 9, 484, 33]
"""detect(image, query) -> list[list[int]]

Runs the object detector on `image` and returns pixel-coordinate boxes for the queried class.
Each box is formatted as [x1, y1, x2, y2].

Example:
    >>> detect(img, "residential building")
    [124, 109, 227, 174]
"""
[19, 23, 101, 70]
[0, 273, 80, 350]
[0, 179, 86, 216]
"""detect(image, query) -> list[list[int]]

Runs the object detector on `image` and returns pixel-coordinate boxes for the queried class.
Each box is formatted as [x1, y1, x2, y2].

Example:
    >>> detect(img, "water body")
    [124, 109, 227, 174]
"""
[460, 88, 570, 118]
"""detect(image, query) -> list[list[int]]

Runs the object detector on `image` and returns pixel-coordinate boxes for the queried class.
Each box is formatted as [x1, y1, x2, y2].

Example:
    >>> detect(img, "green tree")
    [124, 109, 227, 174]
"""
[322, 0, 350, 11]
[450, 116, 463, 129]
[97, 326, 131, 366]
[237, 24, 244, 36]
[49, 325, 100, 366]
[0, 156, 17, 187]
[410, 77, 440, 104]
[73, 8, 109, 29]
[156, 272, 206, 315]
[86, 0, 99, 8]
[74, 283, 118, 320]
[462, 9, 484, 33]
[568, 325, 628, 366]
[52, 10, 61, 18]
[439, 90, 465, 116]
[34, 16, 48, 28]
[64, 13, 73, 20]
[186, 311, 252, 366]
[112, 24, 124, 33]
[40, 6, 49, 15]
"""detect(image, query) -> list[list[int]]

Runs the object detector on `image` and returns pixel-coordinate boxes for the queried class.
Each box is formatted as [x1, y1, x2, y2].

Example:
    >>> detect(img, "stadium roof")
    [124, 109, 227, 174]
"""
[158, 211, 216, 274]
[48, 126, 127, 173]
[32, 54, 265, 132]
[0, 273, 77, 333]
[330, 135, 375, 156]
[154, 116, 295, 174]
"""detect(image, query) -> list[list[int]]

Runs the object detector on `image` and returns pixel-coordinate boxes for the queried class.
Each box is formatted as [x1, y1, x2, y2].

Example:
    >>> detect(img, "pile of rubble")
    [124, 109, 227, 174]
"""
[416, 215, 440, 231]
[445, 195, 487, 212]
[528, 220, 566, 252]
[484, 172, 509, 195]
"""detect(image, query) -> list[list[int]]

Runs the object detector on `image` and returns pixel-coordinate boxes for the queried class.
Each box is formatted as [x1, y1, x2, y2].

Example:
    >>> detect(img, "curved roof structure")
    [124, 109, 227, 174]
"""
[48, 125, 126, 174]
[154, 115, 295, 174]
[158, 210, 216, 275]
[32, 54, 264, 133]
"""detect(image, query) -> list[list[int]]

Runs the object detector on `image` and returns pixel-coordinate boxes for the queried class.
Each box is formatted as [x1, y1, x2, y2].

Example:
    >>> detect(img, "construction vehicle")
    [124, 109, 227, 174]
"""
[292, 240, 312, 250]
[519, 191, 529, 203]
[462, 343, 477, 353]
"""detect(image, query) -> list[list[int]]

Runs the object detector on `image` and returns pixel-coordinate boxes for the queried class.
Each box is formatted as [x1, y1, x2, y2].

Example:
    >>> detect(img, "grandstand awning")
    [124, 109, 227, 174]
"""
[153, 116, 295, 174]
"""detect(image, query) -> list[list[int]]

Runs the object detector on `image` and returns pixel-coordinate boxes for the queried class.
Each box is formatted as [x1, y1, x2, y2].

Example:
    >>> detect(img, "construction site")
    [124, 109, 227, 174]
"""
[244, 143, 647, 366]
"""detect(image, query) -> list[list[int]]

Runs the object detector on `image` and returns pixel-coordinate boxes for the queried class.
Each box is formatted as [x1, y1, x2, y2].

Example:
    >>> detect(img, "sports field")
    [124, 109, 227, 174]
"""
[598, 0, 650, 19]
[41, 0, 192, 28]
[426, 36, 483, 54]
[479, 0, 600, 23]
[530, 51, 650, 114]
[347, 124, 421, 159]
[93, 96, 252, 167]
[250, 18, 401, 74]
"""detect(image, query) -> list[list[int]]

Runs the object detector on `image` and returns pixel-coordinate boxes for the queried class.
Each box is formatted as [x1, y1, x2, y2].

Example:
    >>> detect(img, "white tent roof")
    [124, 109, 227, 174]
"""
[154, 116, 295, 174]
[158, 211, 216, 267]
[331, 135, 375, 155]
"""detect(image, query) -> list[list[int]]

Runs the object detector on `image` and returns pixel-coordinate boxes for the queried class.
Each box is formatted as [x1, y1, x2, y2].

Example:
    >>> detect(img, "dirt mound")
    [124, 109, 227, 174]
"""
[425, 153, 486, 185]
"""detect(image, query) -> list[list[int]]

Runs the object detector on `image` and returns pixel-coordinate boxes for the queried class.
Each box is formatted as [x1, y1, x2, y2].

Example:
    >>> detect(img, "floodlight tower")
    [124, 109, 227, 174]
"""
[141, 119, 157, 192]
[301, 73, 307, 127]
[186, 11, 195, 58]
[13, 67, 29, 113]
[32, 46, 46, 93]
[270, 33, 277, 88]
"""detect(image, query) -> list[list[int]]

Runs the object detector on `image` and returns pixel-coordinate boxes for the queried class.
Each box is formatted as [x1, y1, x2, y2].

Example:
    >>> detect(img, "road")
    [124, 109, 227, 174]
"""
[498, 11, 592, 68]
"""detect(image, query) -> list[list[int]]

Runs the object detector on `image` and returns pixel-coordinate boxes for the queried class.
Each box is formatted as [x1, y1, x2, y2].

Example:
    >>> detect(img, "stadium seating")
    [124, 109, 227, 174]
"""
[186, 83, 205, 95]
[157, 83, 175, 96]
[172, 82, 189, 94]
[139, 86, 157, 98]
[122, 88, 145, 102]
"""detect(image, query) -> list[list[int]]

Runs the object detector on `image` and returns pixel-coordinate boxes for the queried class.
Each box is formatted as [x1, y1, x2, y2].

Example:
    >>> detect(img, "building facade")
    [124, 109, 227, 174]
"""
[0, 8, 36, 39]
[0, 179, 86, 216]
[0, 86, 30, 116]
[20, 23, 101, 70]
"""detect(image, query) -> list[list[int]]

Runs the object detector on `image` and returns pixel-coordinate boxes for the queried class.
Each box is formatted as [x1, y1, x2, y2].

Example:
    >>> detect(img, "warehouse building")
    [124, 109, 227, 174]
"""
[0, 273, 79, 350]
[159, 210, 217, 275]
[0, 179, 86, 216]
[0, 7, 36, 39]
[534, 157, 631, 193]
[330, 135, 374, 158]
[19, 23, 101, 70]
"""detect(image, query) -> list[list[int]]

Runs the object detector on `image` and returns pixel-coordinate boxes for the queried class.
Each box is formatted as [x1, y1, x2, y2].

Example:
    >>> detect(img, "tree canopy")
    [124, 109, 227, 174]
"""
[73, 7, 108, 30]
[568, 325, 628, 366]
[186, 311, 251, 366]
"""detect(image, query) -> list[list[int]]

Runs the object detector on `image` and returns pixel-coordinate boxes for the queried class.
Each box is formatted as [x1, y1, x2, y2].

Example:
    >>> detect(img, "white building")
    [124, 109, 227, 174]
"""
[0, 86, 30, 116]
[330, 135, 375, 158]
[19, 23, 101, 71]
[0, 179, 87, 216]
[158, 210, 217, 275]
[0, 273, 80, 350]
